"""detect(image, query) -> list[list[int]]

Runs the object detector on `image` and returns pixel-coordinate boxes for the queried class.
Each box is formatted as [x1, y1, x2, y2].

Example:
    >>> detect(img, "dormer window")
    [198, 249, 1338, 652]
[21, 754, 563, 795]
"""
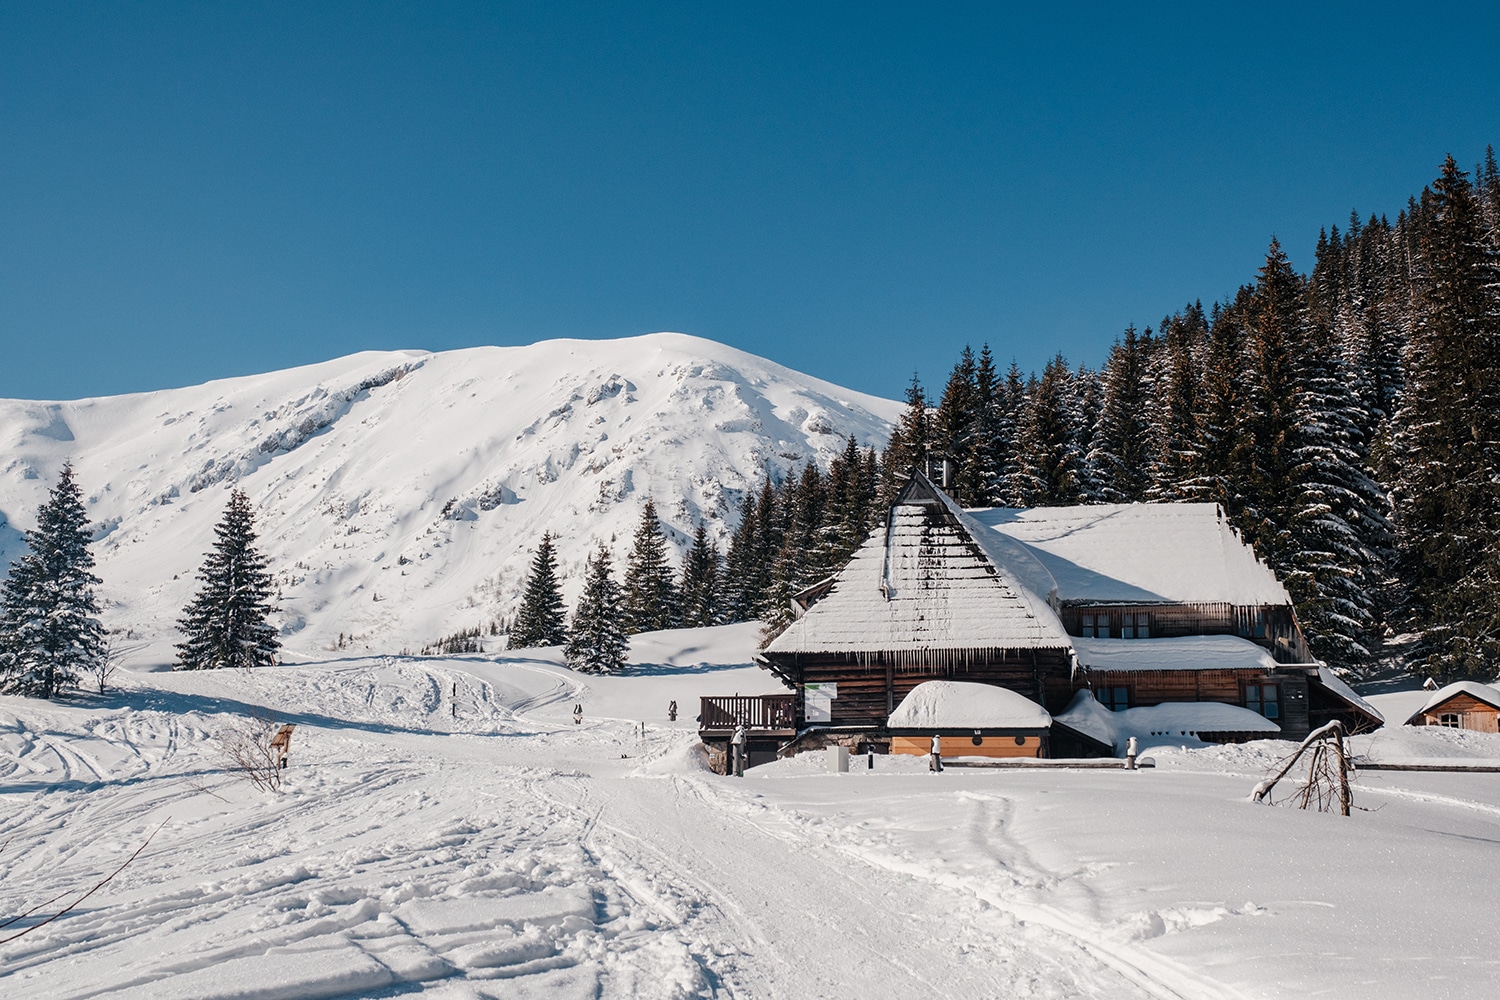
[1121, 612, 1151, 639]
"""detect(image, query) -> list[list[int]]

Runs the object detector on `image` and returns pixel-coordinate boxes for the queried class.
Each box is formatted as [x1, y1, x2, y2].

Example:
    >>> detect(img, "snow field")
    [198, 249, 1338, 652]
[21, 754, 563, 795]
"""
[3, 627, 1499, 999]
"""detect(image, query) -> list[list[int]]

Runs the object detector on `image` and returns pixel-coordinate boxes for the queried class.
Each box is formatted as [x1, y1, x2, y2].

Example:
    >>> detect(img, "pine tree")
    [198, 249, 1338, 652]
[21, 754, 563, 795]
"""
[620, 498, 680, 633]
[0, 463, 105, 698]
[510, 532, 568, 647]
[1091, 326, 1153, 502]
[722, 486, 761, 622]
[1283, 326, 1393, 673]
[680, 522, 722, 628]
[176, 488, 281, 671]
[1391, 156, 1500, 679]
[1147, 304, 1207, 500]
[1014, 355, 1086, 506]
[990, 362, 1028, 506]
[566, 544, 628, 674]
[934, 346, 985, 503]
[969, 345, 1003, 506]
[1241, 238, 1308, 565]
[880, 374, 930, 503]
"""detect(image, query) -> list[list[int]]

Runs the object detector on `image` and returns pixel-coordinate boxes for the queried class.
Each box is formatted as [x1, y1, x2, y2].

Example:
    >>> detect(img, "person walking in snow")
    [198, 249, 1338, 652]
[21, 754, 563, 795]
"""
[668, 699, 677, 722]
[929, 733, 943, 773]
[573, 703, 583, 725]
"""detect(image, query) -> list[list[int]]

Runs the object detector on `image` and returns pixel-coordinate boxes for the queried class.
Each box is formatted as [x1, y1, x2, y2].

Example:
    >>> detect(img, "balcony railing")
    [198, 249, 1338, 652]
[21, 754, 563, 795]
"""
[699, 694, 797, 732]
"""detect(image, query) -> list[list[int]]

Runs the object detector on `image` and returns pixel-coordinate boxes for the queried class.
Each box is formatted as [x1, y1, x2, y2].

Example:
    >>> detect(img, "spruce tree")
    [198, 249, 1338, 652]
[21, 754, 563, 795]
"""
[1242, 238, 1308, 565]
[990, 362, 1028, 506]
[510, 532, 568, 647]
[880, 374, 930, 503]
[1014, 356, 1086, 506]
[934, 346, 984, 503]
[969, 345, 1003, 506]
[1283, 328, 1393, 673]
[566, 544, 628, 674]
[175, 488, 280, 670]
[0, 463, 105, 698]
[680, 522, 722, 628]
[722, 487, 761, 623]
[1391, 156, 1500, 679]
[1091, 326, 1154, 502]
[620, 497, 679, 633]
[1146, 304, 1207, 500]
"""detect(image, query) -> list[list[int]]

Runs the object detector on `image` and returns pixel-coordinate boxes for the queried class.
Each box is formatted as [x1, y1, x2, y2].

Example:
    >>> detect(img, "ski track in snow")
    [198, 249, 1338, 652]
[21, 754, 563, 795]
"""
[3, 637, 1500, 999]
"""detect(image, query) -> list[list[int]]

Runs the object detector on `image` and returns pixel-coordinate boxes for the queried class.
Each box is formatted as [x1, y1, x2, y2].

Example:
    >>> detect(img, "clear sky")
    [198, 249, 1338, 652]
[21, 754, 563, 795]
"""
[2, 3, 1497, 402]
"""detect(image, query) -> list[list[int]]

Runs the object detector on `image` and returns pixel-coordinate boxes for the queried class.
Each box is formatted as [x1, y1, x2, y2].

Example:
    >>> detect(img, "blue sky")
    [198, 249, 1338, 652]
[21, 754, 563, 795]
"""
[2, 3, 1497, 402]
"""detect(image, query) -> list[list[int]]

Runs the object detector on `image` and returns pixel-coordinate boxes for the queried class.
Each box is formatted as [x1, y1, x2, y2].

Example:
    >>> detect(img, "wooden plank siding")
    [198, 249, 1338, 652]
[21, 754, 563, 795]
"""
[1412, 693, 1500, 733]
[890, 734, 1046, 759]
[1059, 602, 1311, 663]
[780, 649, 1076, 728]
[1082, 668, 1310, 740]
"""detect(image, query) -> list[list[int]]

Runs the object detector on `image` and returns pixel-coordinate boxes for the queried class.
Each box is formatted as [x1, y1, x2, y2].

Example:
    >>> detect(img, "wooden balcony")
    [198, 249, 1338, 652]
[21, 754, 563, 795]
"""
[699, 694, 798, 735]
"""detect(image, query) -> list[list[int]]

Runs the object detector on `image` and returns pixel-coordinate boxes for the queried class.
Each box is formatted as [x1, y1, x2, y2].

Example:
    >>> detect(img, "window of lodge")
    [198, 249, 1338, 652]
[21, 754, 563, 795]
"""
[1244, 683, 1280, 720]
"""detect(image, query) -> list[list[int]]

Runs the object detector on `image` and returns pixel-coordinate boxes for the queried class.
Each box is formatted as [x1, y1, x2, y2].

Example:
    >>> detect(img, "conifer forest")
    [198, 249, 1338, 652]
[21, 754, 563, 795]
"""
[724, 152, 1500, 684]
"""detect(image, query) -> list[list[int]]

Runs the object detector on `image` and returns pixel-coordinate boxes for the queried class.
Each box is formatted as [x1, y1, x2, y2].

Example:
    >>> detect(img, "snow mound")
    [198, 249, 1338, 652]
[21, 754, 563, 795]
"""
[1056, 689, 1280, 753]
[1072, 634, 1279, 672]
[887, 680, 1051, 730]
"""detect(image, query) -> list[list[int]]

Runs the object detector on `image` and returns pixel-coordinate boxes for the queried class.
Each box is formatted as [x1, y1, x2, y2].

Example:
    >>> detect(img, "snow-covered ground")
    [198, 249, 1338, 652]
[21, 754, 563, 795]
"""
[3, 625, 1497, 999]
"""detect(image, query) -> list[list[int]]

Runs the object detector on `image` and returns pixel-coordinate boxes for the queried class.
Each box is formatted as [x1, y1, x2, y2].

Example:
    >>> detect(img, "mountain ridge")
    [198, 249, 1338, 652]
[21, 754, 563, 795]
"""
[0, 333, 900, 664]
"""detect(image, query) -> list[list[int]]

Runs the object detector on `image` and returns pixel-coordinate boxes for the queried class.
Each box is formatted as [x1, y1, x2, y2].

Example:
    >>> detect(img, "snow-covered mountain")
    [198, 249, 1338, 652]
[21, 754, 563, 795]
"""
[0, 333, 899, 662]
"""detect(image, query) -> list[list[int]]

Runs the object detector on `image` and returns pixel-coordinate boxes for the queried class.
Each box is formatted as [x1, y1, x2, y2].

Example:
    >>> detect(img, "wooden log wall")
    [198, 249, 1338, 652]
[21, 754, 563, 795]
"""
[1058, 603, 1310, 663]
[790, 649, 1075, 726]
[1411, 694, 1500, 733]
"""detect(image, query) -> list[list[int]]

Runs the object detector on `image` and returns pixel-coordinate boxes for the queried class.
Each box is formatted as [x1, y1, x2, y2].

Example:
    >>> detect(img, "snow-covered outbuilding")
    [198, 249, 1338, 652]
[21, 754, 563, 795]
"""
[885, 681, 1056, 758]
[1404, 681, 1500, 733]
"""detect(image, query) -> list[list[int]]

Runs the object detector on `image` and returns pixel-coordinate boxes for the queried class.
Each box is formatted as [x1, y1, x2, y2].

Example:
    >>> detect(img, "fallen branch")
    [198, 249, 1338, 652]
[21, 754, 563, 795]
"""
[0, 818, 168, 945]
[1250, 720, 1352, 816]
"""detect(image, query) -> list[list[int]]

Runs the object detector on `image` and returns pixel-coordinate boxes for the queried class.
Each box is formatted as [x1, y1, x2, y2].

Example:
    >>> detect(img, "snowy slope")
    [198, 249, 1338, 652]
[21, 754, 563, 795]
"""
[0, 334, 899, 662]
[5, 628, 1500, 999]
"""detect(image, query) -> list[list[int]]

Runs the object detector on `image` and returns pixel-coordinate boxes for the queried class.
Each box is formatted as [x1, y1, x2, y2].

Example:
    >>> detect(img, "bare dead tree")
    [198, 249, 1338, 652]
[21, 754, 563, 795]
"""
[217, 711, 289, 793]
[0, 819, 168, 945]
[1249, 720, 1353, 816]
[88, 636, 124, 695]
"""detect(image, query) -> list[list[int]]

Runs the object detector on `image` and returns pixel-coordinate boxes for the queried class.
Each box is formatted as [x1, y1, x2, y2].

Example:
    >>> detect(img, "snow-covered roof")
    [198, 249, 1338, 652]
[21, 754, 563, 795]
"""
[1072, 635, 1280, 673]
[764, 476, 1072, 656]
[1406, 681, 1500, 724]
[967, 503, 1291, 607]
[1055, 690, 1280, 751]
[887, 681, 1052, 730]
[1314, 668, 1384, 724]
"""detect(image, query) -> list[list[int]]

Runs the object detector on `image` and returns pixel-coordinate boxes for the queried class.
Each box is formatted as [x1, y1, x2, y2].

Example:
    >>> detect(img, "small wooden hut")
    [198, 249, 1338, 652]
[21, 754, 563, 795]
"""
[886, 680, 1054, 759]
[1404, 682, 1500, 733]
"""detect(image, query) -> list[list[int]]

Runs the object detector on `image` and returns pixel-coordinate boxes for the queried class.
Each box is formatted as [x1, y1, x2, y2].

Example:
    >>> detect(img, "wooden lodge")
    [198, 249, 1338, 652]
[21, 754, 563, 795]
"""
[701, 471, 1383, 771]
[1405, 682, 1500, 733]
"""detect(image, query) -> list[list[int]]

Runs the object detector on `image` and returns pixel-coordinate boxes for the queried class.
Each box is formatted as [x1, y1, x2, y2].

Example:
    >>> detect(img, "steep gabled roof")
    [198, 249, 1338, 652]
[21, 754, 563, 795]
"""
[1405, 681, 1500, 724]
[764, 473, 1071, 656]
[967, 503, 1291, 606]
